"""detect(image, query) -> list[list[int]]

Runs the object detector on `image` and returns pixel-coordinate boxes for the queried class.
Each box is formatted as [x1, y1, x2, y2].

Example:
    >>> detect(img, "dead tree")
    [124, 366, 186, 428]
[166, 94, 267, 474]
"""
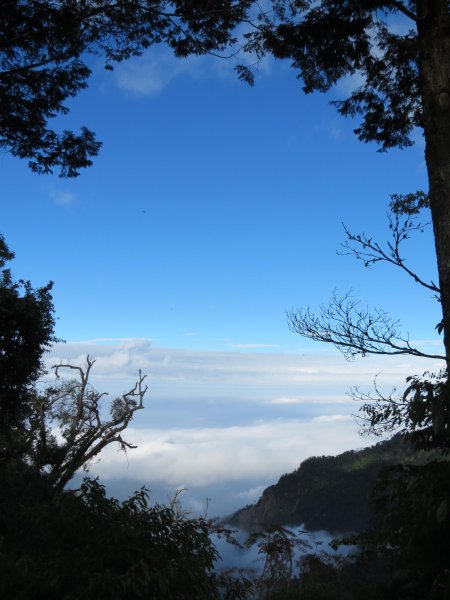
[27, 355, 147, 491]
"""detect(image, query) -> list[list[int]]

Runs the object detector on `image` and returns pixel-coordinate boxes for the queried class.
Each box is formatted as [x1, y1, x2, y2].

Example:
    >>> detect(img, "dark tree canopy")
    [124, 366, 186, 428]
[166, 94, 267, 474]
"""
[0, 236, 56, 441]
[1, 1, 437, 174]
[241, 1, 422, 149]
[0, 473, 221, 600]
[0, 0, 253, 177]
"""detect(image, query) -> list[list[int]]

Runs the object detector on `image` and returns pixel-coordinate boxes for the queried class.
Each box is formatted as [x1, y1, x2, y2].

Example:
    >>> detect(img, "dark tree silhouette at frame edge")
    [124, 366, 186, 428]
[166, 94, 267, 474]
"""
[0, 235, 57, 455]
[284, 196, 450, 598]
[0, 238, 226, 600]
[0, 474, 222, 599]
[288, 192, 450, 448]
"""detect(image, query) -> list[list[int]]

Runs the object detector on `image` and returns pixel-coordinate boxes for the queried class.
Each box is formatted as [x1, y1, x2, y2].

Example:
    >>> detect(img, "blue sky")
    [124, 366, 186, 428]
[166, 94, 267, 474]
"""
[3, 47, 445, 515]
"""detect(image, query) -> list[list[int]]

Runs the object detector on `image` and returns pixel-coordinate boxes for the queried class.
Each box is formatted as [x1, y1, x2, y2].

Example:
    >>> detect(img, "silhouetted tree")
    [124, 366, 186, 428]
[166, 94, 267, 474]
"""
[3, 3, 450, 366]
[0, 475, 221, 600]
[0, 239, 223, 600]
[0, 236, 56, 453]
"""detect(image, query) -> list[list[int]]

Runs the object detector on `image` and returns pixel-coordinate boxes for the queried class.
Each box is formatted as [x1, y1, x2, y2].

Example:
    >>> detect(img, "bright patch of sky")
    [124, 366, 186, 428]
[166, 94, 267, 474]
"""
[3, 45, 444, 515]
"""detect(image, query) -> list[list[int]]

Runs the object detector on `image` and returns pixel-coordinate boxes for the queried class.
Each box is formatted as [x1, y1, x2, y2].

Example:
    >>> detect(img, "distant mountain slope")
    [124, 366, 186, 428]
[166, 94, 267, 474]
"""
[227, 435, 420, 533]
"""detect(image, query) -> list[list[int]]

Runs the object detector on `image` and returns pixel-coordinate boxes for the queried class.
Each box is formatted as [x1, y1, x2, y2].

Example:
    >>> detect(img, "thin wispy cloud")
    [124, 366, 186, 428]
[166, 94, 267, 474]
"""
[329, 123, 342, 140]
[67, 337, 152, 344]
[114, 49, 206, 96]
[114, 44, 273, 97]
[47, 188, 75, 206]
[47, 340, 445, 394]
[229, 343, 279, 349]
[267, 395, 349, 405]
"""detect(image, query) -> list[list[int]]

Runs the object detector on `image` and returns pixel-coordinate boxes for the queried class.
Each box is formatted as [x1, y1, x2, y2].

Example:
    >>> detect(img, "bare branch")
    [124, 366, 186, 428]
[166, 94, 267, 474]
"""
[350, 376, 406, 437]
[339, 210, 440, 296]
[287, 291, 445, 361]
[26, 357, 148, 491]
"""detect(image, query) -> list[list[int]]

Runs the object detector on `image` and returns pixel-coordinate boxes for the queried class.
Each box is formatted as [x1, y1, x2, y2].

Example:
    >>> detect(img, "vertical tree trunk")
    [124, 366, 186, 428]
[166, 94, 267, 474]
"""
[417, 0, 450, 371]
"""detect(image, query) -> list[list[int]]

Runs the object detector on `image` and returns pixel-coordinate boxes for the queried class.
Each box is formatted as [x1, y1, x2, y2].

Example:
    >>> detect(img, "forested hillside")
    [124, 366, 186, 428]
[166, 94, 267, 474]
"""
[228, 435, 426, 532]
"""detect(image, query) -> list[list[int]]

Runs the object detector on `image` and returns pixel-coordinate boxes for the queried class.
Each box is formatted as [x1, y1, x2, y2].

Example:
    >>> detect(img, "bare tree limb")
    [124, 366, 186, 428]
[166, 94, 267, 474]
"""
[339, 211, 440, 296]
[26, 356, 148, 491]
[390, 1, 417, 22]
[287, 291, 445, 361]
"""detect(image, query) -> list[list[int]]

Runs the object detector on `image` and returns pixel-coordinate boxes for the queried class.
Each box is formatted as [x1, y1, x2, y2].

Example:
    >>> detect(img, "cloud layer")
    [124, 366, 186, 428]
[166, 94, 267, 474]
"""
[48, 339, 444, 514]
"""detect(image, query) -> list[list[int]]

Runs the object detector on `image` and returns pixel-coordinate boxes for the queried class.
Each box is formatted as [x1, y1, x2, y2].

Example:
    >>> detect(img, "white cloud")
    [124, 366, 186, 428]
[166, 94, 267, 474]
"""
[114, 50, 207, 96]
[312, 414, 353, 423]
[87, 417, 375, 488]
[229, 343, 279, 349]
[335, 70, 366, 96]
[113, 43, 273, 98]
[47, 340, 441, 514]
[267, 395, 349, 405]
[69, 337, 150, 344]
[47, 339, 445, 399]
[329, 123, 342, 140]
[234, 484, 268, 503]
[269, 396, 304, 405]
[47, 188, 75, 206]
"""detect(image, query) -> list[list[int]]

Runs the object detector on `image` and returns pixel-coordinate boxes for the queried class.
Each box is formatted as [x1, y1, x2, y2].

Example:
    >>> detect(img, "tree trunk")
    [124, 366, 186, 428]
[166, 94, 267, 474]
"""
[417, 0, 450, 371]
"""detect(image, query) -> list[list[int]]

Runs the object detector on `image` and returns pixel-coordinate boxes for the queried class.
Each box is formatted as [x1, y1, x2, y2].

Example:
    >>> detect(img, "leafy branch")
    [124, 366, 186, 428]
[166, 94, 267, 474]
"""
[353, 369, 450, 451]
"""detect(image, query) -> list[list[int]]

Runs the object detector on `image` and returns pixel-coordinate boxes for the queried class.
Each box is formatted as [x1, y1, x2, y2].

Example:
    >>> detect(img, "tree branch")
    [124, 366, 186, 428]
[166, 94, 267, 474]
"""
[390, 1, 418, 22]
[27, 357, 148, 491]
[339, 212, 440, 296]
[287, 291, 445, 361]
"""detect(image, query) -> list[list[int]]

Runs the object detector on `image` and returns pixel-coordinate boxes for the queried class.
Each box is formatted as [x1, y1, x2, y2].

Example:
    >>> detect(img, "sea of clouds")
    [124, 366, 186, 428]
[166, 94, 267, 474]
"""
[48, 338, 444, 517]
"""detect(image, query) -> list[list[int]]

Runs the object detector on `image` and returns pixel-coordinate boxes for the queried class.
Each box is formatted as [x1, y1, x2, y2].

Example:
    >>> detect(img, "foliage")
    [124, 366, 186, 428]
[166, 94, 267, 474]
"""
[281, 184, 450, 598]
[3, 3, 450, 596]
[2, 3, 446, 176]
[214, 525, 325, 600]
[356, 368, 450, 451]
[245, 526, 312, 599]
[248, 1, 450, 370]
[0, 236, 57, 449]
[365, 459, 450, 599]
[1, 0, 253, 177]
[242, 1, 422, 151]
[0, 238, 222, 599]
[0, 470, 221, 599]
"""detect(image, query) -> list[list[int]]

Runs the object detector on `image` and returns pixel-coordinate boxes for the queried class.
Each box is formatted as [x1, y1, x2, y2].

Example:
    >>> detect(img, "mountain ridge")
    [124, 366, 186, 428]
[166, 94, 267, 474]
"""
[225, 435, 420, 533]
